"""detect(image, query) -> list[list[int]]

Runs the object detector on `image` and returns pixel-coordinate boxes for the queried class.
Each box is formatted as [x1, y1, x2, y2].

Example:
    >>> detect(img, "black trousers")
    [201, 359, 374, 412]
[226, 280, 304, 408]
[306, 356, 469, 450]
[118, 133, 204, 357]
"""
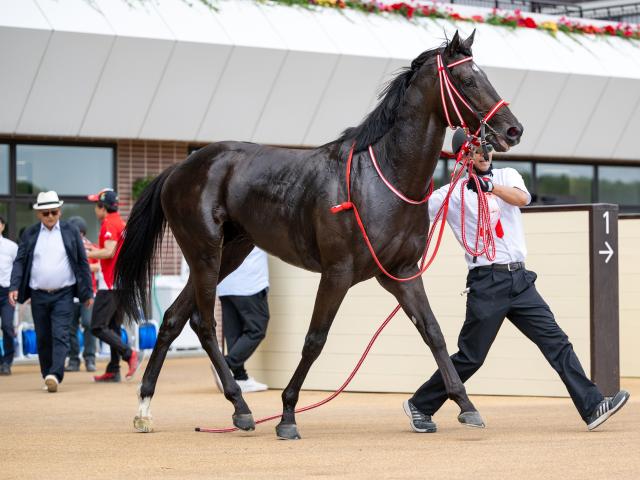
[0, 287, 16, 365]
[68, 301, 96, 365]
[221, 288, 269, 381]
[90, 290, 131, 374]
[31, 287, 74, 382]
[411, 267, 604, 421]
[1, 286, 16, 365]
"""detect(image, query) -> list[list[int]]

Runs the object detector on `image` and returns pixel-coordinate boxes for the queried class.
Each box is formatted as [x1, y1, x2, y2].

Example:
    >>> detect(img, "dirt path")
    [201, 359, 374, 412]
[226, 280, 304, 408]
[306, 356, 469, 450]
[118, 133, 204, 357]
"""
[2, 356, 638, 479]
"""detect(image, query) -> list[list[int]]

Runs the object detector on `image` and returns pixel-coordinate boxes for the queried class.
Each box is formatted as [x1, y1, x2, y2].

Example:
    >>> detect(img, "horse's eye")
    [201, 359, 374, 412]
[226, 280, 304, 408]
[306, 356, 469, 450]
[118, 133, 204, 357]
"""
[462, 77, 477, 88]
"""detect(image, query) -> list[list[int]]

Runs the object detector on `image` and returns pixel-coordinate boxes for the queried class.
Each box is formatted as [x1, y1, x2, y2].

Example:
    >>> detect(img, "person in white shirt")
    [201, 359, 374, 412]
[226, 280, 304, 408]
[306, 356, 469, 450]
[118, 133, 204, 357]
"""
[9, 191, 93, 392]
[0, 216, 18, 375]
[216, 247, 270, 393]
[403, 129, 629, 433]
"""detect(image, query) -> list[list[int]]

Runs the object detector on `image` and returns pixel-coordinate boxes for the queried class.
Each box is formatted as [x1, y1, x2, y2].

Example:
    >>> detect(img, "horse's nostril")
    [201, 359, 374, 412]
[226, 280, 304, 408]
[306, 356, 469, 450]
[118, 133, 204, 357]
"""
[507, 126, 522, 139]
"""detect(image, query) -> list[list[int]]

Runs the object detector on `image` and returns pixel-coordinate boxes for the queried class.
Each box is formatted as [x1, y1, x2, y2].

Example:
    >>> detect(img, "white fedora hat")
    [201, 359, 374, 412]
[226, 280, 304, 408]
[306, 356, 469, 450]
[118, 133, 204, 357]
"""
[33, 191, 64, 210]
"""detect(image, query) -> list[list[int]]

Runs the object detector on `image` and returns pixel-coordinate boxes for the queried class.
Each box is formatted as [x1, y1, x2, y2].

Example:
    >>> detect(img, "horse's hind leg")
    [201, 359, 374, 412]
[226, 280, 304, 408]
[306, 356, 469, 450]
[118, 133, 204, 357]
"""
[276, 273, 352, 440]
[377, 272, 484, 428]
[186, 237, 254, 431]
[134, 281, 194, 433]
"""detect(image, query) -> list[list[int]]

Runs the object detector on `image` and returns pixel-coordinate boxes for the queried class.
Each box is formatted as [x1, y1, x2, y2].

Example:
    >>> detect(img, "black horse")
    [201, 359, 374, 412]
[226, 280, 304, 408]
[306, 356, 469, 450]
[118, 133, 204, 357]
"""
[116, 31, 523, 439]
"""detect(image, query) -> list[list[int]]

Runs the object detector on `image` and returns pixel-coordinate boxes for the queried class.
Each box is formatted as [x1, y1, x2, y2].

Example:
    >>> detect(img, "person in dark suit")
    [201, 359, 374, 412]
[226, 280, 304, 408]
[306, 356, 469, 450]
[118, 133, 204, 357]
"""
[9, 191, 93, 393]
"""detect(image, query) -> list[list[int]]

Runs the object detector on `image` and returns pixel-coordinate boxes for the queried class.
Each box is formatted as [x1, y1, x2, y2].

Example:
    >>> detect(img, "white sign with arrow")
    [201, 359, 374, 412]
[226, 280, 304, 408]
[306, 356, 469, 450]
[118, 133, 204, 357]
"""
[599, 240, 614, 264]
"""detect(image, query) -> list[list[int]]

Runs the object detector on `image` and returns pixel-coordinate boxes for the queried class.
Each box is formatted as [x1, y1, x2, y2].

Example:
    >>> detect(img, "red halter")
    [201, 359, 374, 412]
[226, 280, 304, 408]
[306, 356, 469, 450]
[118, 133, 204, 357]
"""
[330, 54, 510, 280]
[436, 54, 509, 138]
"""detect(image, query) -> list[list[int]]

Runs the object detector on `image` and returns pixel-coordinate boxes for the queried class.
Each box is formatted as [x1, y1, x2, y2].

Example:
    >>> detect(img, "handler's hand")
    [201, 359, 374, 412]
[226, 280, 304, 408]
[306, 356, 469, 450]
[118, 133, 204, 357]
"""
[8, 290, 18, 307]
[466, 176, 494, 194]
[84, 298, 94, 308]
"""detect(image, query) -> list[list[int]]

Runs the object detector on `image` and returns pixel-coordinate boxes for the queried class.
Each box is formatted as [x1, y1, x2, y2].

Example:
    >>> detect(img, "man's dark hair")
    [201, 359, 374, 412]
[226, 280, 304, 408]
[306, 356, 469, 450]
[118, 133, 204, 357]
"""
[0, 215, 5, 226]
[97, 201, 118, 213]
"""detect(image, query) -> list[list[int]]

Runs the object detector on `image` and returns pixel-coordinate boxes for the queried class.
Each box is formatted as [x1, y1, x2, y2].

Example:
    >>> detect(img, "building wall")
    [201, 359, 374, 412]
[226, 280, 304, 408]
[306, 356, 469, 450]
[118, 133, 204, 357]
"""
[247, 210, 592, 397]
[619, 218, 640, 378]
[116, 139, 190, 275]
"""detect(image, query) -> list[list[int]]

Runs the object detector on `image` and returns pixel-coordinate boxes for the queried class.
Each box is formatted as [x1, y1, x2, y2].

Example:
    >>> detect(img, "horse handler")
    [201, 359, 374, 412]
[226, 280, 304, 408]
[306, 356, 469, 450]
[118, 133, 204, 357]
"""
[403, 129, 630, 433]
[87, 189, 139, 382]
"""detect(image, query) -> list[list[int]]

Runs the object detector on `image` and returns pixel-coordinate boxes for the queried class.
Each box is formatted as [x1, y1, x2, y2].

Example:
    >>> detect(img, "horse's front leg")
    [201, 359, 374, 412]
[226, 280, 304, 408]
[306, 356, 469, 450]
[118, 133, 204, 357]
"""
[377, 271, 484, 428]
[276, 273, 351, 440]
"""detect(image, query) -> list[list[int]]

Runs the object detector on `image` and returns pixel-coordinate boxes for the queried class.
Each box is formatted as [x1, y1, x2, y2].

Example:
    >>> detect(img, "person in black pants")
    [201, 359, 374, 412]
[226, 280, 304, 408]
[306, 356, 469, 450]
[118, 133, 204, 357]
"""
[0, 215, 18, 375]
[403, 130, 629, 432]
[9, 191, 93, 392]
[215, 247, 270, 393]
[64, 216, 99, 373]
[87, 189, 139, 382]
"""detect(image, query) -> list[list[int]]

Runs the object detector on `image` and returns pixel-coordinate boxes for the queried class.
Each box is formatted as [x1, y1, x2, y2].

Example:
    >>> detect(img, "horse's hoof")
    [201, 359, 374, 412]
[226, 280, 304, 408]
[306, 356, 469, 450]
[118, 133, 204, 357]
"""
[134, 415, 154, 433]
[276, 423, 302, 440]
[458, 411, 485, 428]
[232, 413, 255, 431]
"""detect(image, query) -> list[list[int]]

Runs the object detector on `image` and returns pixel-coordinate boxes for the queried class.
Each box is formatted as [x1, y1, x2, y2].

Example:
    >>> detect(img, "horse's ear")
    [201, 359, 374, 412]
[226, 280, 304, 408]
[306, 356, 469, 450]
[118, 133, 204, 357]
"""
[445, 31, 461, 57]
[462, 29, 475, 52]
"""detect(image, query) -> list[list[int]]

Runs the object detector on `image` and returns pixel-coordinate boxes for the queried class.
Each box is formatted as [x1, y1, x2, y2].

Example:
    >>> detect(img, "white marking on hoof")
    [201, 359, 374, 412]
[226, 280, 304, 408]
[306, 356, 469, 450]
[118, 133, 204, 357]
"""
[134, 415, 154, 433]
[136, 385, 153, 431]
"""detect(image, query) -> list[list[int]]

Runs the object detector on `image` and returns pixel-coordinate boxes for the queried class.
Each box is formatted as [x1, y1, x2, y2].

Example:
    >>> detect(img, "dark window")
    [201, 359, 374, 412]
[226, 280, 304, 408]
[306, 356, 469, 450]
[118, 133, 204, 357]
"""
[433, 159, 446, 187]
[1, 144, 8, 195]
[492, 160, 533, 191]
[598, 165, 640, 209]
[0, 141, 115, 242]
[16, 145, 113, 196]
[536, 163, 594, 204]
[0, 202, 7, 238]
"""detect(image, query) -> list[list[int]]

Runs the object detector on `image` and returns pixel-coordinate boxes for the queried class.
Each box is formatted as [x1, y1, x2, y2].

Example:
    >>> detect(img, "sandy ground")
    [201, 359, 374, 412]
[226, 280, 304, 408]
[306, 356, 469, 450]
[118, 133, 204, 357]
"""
[1, 356, 638, 480]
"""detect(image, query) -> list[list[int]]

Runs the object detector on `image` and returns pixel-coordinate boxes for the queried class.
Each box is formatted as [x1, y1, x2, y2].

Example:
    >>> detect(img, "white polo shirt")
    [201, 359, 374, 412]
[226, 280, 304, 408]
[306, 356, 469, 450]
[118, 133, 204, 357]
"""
[217, 247, 269, 297]
[0, 236, 18, 288]
[29, 222, 76, 290]
[428, 168, 531, 269]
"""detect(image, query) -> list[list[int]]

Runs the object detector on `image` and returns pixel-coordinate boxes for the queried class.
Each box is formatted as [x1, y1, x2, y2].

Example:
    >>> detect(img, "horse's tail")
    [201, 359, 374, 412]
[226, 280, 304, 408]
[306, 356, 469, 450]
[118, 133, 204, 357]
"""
[115, 164, 178, 322]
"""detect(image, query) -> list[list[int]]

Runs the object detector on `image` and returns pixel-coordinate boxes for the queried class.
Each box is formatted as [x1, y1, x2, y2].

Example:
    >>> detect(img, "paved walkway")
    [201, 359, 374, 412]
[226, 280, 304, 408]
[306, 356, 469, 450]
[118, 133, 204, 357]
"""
[1, 356, 637, 479]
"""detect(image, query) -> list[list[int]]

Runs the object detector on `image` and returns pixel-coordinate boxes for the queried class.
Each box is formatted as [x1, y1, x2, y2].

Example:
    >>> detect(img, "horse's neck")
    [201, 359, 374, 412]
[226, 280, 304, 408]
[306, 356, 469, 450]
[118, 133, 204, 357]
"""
[377, 76, 446, 200]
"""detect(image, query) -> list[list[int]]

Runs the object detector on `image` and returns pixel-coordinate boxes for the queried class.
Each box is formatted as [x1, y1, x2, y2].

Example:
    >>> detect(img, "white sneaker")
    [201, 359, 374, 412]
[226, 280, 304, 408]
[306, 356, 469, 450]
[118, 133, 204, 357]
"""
[44, 374, 58, 393]
[236, 377, 268, 393]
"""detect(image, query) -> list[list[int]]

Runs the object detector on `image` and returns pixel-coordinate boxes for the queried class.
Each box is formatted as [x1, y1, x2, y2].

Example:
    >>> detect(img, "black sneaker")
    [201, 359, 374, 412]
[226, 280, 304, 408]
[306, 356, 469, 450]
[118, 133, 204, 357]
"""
[0, 364, 11, 376]
[85, 358, 96, 372]
[65, 362, 80, 372]
[586, 390, 630, 431]
[403, 399, 437, 433]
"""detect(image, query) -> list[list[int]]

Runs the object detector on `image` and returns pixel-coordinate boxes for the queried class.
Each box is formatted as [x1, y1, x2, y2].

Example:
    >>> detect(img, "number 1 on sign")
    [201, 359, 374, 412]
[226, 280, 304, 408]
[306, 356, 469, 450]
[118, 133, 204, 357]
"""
[603, 211, 609, 235]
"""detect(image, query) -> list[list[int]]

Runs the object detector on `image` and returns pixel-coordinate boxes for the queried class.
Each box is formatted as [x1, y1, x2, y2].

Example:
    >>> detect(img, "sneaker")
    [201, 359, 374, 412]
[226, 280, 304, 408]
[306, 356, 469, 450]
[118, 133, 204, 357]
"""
[403, 399, 437, 433]
[586, 390, 630, 431]
[85, 358, 96, 372]
[125, 351, 140, 380]
[0, 364, 11, 376]
[93, 372, 121, 383]
[64, 362, 80, 372]
[236, 377, 268, 393]
[44, 374, 59, 393]
[209, 363, 224, 392]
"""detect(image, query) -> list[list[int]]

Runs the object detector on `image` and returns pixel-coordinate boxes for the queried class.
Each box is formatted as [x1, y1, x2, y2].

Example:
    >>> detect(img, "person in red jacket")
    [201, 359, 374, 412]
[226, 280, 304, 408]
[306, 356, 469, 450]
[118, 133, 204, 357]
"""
[87, 189, 139, 382]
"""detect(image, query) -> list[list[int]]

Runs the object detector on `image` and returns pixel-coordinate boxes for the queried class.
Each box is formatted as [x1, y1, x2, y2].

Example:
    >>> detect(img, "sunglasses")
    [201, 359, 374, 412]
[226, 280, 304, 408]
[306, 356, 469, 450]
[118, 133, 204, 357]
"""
[40, 209, 60, 217]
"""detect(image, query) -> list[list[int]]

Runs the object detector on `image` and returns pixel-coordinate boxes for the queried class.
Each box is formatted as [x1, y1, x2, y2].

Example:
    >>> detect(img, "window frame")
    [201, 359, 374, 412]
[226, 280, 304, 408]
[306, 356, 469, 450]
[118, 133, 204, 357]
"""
[0, 138, 117, 241]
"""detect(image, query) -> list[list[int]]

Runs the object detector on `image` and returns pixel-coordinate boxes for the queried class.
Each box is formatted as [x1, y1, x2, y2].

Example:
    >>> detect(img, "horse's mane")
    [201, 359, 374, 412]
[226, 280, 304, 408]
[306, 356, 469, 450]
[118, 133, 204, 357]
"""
[337, 43, 447, 152]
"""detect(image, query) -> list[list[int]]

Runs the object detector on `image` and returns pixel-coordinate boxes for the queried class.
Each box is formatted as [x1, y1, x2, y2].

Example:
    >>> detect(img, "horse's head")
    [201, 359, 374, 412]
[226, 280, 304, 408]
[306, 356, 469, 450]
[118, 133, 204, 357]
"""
[440, 31, 523, 152]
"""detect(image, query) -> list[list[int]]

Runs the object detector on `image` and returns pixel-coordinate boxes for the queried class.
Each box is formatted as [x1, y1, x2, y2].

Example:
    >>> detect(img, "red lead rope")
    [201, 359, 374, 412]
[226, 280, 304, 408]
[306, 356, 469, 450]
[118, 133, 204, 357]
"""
[330, 144, 470, 282]
[196, 54, 506, 434]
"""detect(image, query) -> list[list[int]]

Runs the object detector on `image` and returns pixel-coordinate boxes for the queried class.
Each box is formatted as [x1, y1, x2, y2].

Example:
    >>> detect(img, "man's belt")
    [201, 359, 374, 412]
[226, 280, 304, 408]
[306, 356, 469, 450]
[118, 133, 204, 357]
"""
[478, 262, 525, 272]
[34, 286, 72, 294]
